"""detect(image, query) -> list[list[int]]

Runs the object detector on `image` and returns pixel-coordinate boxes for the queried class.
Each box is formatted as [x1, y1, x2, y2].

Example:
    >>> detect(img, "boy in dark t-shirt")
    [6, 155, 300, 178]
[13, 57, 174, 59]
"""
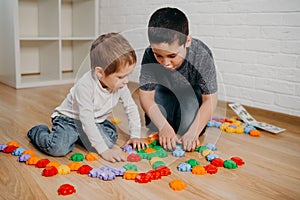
[139, 7, 218, 151]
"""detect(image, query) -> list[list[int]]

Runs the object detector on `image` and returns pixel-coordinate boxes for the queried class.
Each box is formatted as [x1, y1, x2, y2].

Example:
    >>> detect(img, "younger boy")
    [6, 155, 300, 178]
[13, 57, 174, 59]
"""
[28, 33, 147, 162]
[139, 7, 218, 151]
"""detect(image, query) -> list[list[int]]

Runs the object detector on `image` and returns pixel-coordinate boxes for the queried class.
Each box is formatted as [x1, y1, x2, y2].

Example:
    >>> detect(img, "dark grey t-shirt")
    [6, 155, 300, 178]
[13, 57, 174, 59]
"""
[139, 38, 217, 95]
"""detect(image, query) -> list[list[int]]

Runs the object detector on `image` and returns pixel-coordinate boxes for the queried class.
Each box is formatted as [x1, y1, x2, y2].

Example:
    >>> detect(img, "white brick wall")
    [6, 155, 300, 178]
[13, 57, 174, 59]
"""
[99, 0, 300, 117]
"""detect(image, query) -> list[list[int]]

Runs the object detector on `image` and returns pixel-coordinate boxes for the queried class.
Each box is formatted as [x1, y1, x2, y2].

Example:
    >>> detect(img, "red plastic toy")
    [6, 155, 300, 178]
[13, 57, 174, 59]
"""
[3, 145, 18, 153]
[57, 184, 76, 196]
[211, 158, 224, 167]
[156, 166, 171, 176]
[231, 157, 245, 166]
[135, 173, 152, 183]
[127, 154, 142, 162]
[147, 170, 162, 180]
[204, 164, 218, 174]
[77, 165, 93, 174]
[42, 166, 58, 177]
[35, 159, 50, 168]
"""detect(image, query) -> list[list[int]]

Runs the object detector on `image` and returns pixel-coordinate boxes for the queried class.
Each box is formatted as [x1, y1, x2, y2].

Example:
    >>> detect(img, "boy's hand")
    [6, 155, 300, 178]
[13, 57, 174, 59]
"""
[180, 131, 200, 151]
[100, 145, 126, 163]
[122, 138, 148, 151]
[159, 124, 181, 151]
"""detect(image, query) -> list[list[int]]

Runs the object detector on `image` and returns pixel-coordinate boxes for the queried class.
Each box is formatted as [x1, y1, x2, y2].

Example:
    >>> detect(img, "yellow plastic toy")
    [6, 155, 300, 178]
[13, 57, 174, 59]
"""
[58, 165, 71, 175]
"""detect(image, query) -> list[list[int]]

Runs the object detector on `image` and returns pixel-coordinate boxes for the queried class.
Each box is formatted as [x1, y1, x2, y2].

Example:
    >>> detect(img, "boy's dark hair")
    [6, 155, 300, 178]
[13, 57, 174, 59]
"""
[148, 7, 189, 46]
[90, 32, 136, 75]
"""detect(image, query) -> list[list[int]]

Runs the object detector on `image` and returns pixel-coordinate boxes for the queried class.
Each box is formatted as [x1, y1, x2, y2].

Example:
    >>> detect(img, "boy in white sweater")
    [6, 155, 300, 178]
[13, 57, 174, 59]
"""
[28, 33, 147, 162]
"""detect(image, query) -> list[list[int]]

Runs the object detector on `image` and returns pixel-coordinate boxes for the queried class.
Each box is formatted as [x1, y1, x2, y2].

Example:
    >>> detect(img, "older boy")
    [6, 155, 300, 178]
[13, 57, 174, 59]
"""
[28, 33, 147, 162]
[139, 7, 218, 151]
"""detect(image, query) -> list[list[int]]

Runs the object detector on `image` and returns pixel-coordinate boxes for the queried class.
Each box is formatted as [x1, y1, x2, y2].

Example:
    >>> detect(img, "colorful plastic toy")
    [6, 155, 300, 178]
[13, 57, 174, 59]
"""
[194, 146, 208, 153]
[201, 149, 212, 157]
[0, 144, 7, 151]
[172, 145, 186, 157]
[211, 158, 224, 167]
[250, 129, 260, 137]
[135, 173, 152, 183]
[77, 165, 93, 174]
[127, 153, 141, 162]
[150, 157, 163, 166]
[147, 133, 159, 144]
[185, 159, 200, 168]
[98, 168, 116, 181]
[123, 170, 138, 180]
[244, 125, 256, 134]
[42, 166, 58, 177]
[169, 179, 186, 191]
[224, 160, 238, 169]
[85, 152, 99, 161]
[206, 154, 219, 162]
[68, 162, 82, 171]
[22, 150, 35, 157]
[147, 170, 162, 180]
[122, 145, 133, 153]
[70, 153, 84, 162]
[205, 143, 217, 150]
[152, 161, 166, 170]
[177, 162, 192, 172]
[108, 166, 126, 176]
[57, 165, 71, 175]
[231, 157, 245, 166]
[18, 154, 31, 162]
[35, 159, 50, 168]
[46, 161, 60, 168]
[156, 166, 171, 176]
[89, 168, 103, 178]
[12, 147, 25, 156]
[6, 141, 20, 148]
[26, 156, 41, 165]
[192, 166, 206, 175]
[3, 145, 18, 153]
[123, 163, 138, 171]
[144, 148, 156, 153]
[204, 164, 218, 174]
[57, 184, 76, 196]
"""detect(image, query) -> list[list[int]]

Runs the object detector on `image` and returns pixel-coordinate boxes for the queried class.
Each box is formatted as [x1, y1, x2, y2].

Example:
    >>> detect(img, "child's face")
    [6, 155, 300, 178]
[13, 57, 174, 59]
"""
[98, 64, 135, 91]
[151, 38, 191, 70]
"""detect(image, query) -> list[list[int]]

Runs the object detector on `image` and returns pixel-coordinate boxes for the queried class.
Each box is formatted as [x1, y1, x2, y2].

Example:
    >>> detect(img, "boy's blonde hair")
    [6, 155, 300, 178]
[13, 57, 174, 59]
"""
[90, 32, 136, 75]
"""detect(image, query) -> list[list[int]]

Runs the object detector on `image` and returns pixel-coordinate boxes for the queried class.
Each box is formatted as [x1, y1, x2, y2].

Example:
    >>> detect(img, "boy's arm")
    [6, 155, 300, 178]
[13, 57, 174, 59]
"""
[181, 92, 218, 151]
[74, 84, 109, 154]
[139, 89, 181, 150]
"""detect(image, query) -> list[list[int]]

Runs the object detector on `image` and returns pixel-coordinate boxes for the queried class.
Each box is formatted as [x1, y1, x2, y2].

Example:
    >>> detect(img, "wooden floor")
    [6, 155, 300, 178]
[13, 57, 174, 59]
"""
[0, 82, 299, 200]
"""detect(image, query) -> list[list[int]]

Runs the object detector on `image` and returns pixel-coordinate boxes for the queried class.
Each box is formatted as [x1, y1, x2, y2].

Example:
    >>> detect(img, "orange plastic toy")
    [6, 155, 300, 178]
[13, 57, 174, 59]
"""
[85, 152, 99, 161]
[192, 166, 206, 175]
[123, 170, 138, 180]
[46, 161, 60, 168]
[148, 133, 159, 144]
[250, 129, 260, 137]
[169, 179, 186, 191]
[68, 162, 82, 171]
[22, 150, 35, 157]
[26, 156, 41, 165]
[6, 141, 20, 148]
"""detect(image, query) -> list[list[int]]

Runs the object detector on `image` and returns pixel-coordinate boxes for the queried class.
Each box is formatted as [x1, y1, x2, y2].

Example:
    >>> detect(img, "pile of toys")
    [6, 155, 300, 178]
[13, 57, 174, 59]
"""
[0, 132, 246, 194]
[207, 117, 260, 136]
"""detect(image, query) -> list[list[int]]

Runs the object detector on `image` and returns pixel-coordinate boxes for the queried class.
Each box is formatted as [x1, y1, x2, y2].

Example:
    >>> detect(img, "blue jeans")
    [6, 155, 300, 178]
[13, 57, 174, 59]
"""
[145, 85, 206, 136]
[27, 115, 117, 156]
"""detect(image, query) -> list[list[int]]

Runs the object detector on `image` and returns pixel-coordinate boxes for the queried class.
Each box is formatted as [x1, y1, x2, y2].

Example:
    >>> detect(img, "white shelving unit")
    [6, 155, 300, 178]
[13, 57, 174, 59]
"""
[0, 0, 98, 88]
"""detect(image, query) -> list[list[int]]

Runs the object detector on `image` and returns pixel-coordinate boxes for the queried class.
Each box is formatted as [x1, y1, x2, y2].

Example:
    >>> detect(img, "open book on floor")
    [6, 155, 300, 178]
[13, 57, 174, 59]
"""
[228, 103, 286, 134]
